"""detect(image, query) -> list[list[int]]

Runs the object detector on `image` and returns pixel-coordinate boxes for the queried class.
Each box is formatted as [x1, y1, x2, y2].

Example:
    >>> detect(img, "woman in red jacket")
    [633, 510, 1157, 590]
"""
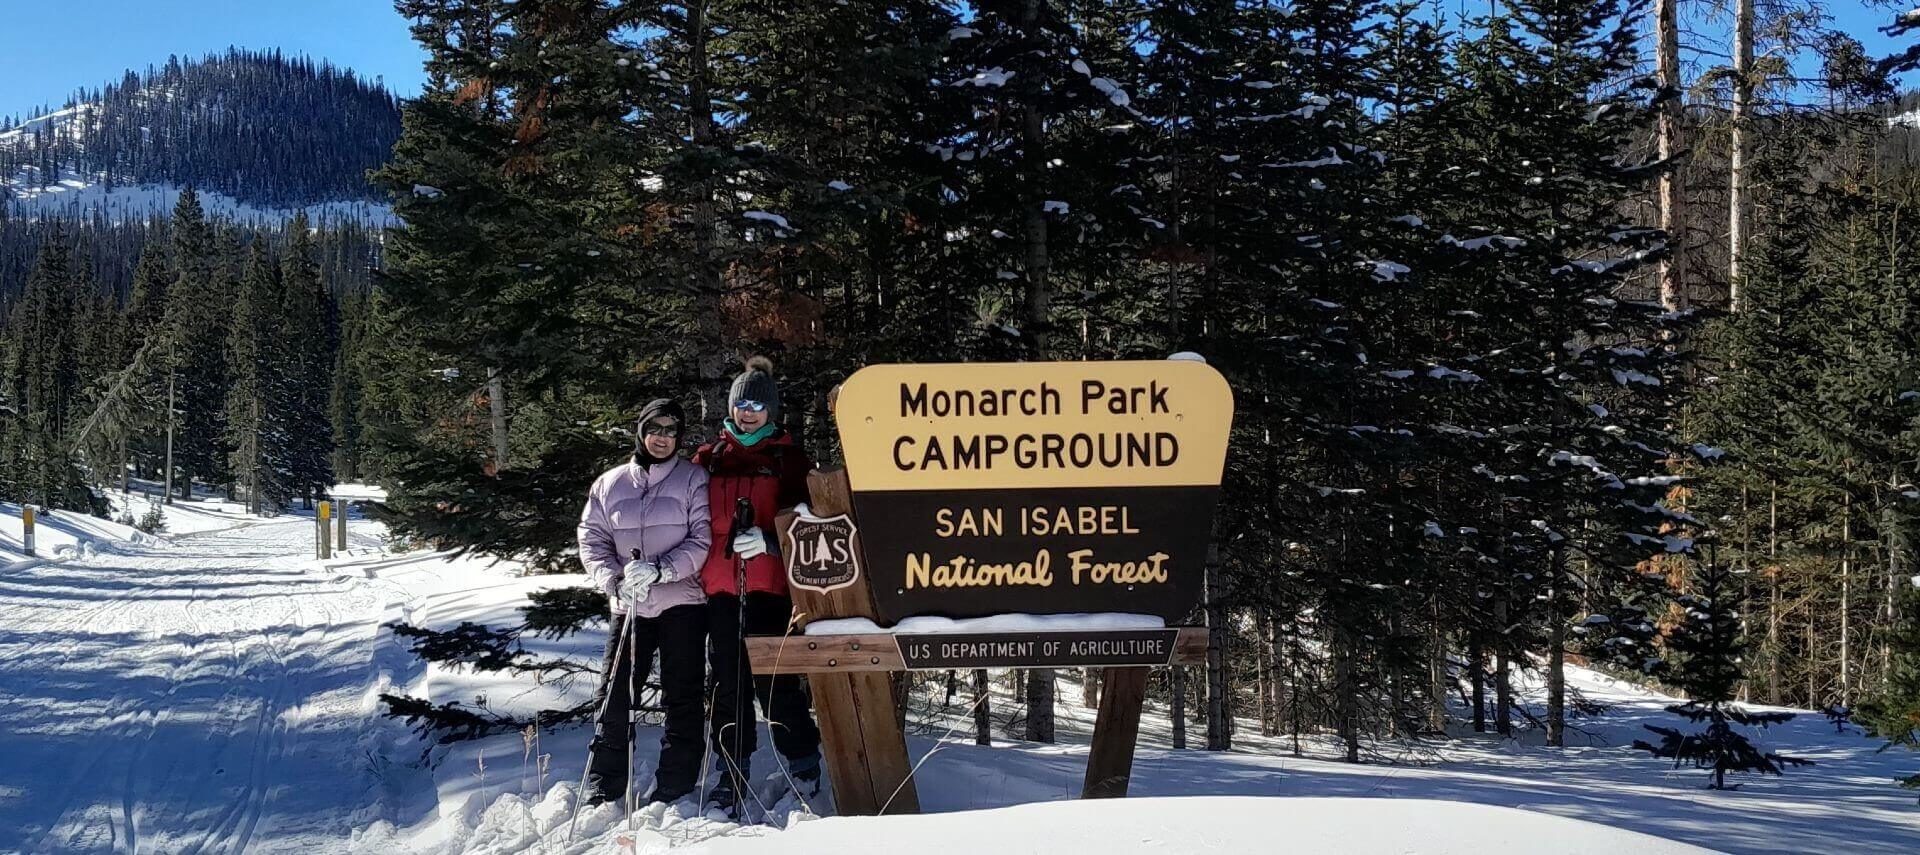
[694, 356, 823, 816]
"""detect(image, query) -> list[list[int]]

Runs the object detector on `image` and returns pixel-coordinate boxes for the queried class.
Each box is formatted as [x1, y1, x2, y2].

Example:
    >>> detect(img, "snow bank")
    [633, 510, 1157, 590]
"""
[420, 792, 1712, 855]
[0, 501, 159, 567]
[806, 612, 1165, 636]
[685, 797, 1715, 854]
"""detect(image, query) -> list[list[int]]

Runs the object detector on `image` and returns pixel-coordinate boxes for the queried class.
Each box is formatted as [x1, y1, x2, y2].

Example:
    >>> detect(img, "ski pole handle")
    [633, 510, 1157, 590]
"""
[725, 497, 755, 558]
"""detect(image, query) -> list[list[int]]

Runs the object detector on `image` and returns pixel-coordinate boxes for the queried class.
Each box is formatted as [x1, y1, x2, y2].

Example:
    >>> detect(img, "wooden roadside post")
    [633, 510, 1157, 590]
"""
[22, 506, 35, 556]
[771, 468, 919, 816]
[1084, 666, 1151, 798]
[336, 498, 348, 552]
[316, 501, 332, 560]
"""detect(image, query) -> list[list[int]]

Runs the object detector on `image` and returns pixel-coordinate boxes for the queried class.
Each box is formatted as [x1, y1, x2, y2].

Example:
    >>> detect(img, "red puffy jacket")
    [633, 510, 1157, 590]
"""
[693, 428, 814, 597]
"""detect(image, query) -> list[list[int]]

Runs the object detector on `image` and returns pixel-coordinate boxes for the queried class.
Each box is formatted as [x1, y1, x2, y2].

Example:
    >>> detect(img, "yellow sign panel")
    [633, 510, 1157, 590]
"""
[836, 360, 1234, 492]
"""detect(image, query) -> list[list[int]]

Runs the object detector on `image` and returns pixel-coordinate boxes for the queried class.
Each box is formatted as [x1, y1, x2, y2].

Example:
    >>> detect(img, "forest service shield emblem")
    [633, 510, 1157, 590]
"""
[784, 512, 863, 594]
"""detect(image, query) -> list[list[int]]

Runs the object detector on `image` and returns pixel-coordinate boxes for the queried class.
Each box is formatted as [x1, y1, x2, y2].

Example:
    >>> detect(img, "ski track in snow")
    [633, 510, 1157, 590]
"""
[0, 516, 384, 854]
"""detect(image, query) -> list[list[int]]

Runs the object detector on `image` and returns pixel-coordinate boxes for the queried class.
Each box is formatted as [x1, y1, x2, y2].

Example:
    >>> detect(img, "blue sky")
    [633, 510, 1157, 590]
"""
[0, 0, 1910, 121]
[0, 0, 430, 120]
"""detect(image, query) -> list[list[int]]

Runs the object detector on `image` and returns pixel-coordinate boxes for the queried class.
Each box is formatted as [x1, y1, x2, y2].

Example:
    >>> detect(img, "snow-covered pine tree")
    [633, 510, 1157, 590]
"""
[0, 230, 88, 509]
[375, 0, 716, 566]
[224, 242, 284, 514]
[1634, 556, 1810, 788]
[158, 188, 230, 502]
[278, 213, 335, 506]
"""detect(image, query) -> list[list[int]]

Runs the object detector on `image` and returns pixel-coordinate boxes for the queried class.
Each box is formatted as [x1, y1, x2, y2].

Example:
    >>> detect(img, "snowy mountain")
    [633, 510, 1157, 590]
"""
[0, 50, 400, 225]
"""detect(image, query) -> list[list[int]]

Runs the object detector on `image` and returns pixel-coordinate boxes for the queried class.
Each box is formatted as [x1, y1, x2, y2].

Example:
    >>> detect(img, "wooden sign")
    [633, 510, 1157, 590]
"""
[834, 361, 1234, 624]
[784, 512, 863, 594]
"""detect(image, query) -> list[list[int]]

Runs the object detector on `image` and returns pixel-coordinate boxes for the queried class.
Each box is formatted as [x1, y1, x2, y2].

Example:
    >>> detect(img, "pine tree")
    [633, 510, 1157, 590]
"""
[371, 0, 728, 566]
[224, 242, 288, 514]
[1857, 580, 1920, 789]
[0, 231, 88, 508]
[279, 213, 334, 504]
[1634, 557, 1811, 788]
[157, 188, 230, 501]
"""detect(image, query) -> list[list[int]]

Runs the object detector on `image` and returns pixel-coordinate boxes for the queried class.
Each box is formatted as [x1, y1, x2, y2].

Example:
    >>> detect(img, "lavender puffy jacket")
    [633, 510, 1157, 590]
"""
[577, 457, 712, 617]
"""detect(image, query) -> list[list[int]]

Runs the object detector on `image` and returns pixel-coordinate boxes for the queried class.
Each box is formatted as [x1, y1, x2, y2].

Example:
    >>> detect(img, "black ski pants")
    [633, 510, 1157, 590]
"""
[585, 603, 706, 803]
[707, 593, 822, 776]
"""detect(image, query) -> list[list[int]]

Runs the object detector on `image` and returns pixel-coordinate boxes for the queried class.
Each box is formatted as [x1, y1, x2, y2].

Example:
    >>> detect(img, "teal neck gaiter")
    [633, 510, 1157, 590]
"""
[724, 418, 777, 447]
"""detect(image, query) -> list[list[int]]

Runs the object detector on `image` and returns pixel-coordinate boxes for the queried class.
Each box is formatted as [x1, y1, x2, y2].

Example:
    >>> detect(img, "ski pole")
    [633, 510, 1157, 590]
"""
[724, 496, 755, 802]
[626, 546, 644, 830]
[566, 607, 635, 844]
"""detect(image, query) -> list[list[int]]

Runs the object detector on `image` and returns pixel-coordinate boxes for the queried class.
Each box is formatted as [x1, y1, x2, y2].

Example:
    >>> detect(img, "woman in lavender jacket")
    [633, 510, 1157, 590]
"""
[577, 398, 711, 808]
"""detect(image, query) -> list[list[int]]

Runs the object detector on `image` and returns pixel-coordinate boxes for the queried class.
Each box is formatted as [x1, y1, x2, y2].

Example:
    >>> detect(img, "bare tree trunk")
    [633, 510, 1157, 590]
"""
[1842, 491, 1852, 705]
[973, 669, 991, 746]
[1333, 629, 1359, 763]
[1255, 612, 1272, 734]
[1018, 0, 1050, 357]
[1171, 666, 1188, 749]
[1887, 471, 1900, 684]
[1739, 483, 1753, 703]
[1769, 481, 1782, 703]
[247, 397, 262, 516]
[1204, 548, 1230, 751]
[163, 368, 176, 505]
[486, 367, 508, 471]
[1806, 613, 1817, 706]
[1082, 669, 1101, 709]
[1428, 597, 1447, 733]
[1274, 621, 1293, 738]
[1023, 669, 1055, 743]
[1655, 0, 1686, 311]
[1547, 550, 1567, 747]
[1493, 592, 1512, 737]
[1728, 0, 1753, 309]
[1470, 634, 1487, 733]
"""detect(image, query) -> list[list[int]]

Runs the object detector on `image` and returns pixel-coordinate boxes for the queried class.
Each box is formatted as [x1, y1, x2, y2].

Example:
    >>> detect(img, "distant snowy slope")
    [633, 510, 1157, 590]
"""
[0, 49, 399, 225]
[3, 166, 395, 225]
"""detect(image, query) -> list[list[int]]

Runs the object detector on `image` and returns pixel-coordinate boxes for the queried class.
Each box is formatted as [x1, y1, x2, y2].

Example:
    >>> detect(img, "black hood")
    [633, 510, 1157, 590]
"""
[633, 398, 686, 465]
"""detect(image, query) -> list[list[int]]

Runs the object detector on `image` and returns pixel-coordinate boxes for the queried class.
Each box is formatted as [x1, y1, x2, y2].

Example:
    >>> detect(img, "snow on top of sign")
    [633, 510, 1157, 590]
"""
[329, 483, 389, 501]
[805, 612, 1166, 636]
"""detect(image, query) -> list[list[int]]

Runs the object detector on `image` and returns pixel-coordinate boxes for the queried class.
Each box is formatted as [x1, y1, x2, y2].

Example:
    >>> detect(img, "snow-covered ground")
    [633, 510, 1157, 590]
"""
[2, 508, 1918, 854]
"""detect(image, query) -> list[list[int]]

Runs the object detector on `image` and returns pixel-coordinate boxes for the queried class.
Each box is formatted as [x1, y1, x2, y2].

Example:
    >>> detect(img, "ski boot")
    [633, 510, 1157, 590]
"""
[704, 764, 747, 821]
[786, 753, 824, 802]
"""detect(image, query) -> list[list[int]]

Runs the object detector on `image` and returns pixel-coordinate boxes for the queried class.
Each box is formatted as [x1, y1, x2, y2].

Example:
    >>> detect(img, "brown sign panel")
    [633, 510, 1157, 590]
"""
[897, 629, 1182, 670]
[836, 361, 1234, 625]
[785, 512, 863, 594]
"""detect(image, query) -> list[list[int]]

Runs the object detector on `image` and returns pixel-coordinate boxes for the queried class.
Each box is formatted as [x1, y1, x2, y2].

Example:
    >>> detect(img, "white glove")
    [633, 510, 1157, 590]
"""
[617, 559, 667, 605]
[732, 527, 770, 559]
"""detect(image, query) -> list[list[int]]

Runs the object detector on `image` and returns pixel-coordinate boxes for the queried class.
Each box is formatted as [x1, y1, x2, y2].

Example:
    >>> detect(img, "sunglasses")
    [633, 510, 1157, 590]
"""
[732, 400, 768, 413]
[642, 422, 680, 438]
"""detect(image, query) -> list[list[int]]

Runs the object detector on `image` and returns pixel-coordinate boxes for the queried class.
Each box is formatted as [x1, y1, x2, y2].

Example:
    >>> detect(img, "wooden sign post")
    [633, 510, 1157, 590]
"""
[750, 360, 1232, 812]
[316, 501, 332, 560]
[22, 506, 35, 557]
